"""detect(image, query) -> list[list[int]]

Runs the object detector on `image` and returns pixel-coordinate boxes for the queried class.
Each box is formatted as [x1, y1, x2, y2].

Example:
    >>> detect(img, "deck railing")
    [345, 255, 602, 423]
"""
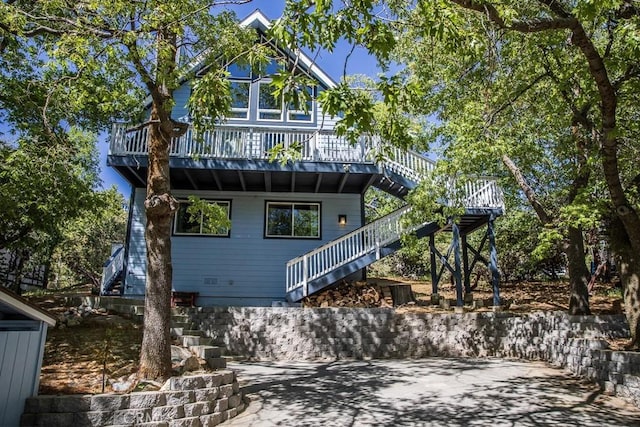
[285, 177, 504, 295]
[286, 206, 419, 296]
[100, 244, 124, 295]
[109, 123, 369, 163]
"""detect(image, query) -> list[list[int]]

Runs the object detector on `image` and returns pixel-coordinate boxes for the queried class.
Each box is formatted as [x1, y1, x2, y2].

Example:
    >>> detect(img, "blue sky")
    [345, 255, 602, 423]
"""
[99, 0, 383, 197]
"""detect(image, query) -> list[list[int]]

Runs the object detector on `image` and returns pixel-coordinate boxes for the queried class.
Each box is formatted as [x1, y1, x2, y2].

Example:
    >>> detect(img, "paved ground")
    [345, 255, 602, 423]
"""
[222, 358, 640, 426]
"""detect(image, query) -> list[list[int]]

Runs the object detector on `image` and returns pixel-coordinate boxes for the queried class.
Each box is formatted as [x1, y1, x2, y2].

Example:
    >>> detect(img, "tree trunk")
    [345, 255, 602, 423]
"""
[138, 103, 176, 381]
[565, 226, 590, 315]
[610, 216, 640, 348]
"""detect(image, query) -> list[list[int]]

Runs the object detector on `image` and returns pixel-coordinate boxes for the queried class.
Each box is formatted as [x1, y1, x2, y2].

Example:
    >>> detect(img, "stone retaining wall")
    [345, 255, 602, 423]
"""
[187, 307, 640, 407]
[82, 298, 640, 409]
[21, 371, 243, 427]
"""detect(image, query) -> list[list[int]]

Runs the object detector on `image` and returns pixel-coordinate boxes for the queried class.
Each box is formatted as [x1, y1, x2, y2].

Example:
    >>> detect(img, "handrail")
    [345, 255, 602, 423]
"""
[109, 123, 371, 163]
[286, 206, 427, 296]
[100, 244, 124, 295]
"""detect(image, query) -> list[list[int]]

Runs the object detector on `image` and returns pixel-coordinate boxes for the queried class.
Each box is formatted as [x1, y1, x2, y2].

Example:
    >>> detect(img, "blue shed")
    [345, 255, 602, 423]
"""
[0, 287, 56, 427]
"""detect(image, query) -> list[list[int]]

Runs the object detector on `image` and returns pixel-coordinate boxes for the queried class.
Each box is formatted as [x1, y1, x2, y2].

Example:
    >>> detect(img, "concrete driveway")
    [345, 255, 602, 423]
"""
[222, 358, 640, 426]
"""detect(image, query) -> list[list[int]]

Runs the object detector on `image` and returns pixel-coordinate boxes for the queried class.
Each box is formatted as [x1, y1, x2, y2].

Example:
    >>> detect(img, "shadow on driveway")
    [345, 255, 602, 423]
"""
[222, 358, 640, 426]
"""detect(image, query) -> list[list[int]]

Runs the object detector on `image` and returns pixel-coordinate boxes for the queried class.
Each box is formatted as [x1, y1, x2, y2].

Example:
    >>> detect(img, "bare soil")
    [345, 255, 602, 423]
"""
[30, 278, 626, 395]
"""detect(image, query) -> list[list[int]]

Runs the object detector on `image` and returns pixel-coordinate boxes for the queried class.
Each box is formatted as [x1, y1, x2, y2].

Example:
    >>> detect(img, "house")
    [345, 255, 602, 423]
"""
[103, 9, 505, 307]
[0, 287, 56, 427]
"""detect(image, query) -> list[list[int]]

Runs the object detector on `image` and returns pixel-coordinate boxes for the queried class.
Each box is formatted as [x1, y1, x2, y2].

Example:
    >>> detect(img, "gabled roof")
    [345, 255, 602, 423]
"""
[0, 287, 57, 326]
[189, 9, 338, 89]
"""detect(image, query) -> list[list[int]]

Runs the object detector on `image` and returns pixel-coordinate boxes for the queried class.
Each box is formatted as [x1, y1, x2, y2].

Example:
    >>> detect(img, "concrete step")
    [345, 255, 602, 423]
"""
[182, 335, 212, 347]
[189, 345, 222, 359]
[171, 315, 191, 324]
[206, 357, 227, 369]
[171, 327, 203, 338]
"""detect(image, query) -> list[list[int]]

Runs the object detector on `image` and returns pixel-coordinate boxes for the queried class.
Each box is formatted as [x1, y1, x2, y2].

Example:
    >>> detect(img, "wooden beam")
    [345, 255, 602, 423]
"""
[488, 216, 501, 306]
[210, 170, 222, 190]
[452, 222, 463, 307]
[361, 174, 378, 194]
[430, 234, 438, 296]
[462, 234, 471, 294]
[290, 172, 296, 192]
[264, 172, 272, 192]
[237, 170, 246, 191]
[337, 172, 349, 193]
[126, 166, 146, 187]
[314, 173, 322, 193]
[184, 170, 198, 190]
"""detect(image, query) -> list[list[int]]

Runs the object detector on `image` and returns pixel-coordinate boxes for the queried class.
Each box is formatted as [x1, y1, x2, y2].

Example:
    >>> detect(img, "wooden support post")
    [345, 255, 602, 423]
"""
[488, 216, 501, 306]
[429, 233, 438, 301]
[462, 234, 471, 296]
[452, 222, 463, 307]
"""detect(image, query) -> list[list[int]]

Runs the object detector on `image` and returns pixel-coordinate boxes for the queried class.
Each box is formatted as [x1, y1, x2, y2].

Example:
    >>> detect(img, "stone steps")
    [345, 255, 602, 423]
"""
[171, 315, 227, 370]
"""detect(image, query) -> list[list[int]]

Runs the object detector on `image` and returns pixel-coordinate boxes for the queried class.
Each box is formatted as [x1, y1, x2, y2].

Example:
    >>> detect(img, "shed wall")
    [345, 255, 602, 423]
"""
[0, 322, 47, 427]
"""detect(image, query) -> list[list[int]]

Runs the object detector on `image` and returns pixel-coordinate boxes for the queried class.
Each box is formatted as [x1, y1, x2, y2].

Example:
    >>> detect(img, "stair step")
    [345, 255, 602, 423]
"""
[182, 335, 212, 347]
[206, 357, 227, 369]
[189, 345, 222, 359]
[171, 315, 191, 324]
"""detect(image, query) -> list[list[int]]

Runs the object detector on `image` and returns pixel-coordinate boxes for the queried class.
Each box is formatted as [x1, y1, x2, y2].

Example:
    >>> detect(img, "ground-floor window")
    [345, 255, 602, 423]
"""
[174, 199, 231, 236]
[265, 201, 320, 239]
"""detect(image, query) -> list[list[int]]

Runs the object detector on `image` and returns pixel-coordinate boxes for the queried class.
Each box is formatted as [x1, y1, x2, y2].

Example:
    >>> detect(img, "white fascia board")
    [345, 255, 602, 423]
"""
[0, 288, 56, 327]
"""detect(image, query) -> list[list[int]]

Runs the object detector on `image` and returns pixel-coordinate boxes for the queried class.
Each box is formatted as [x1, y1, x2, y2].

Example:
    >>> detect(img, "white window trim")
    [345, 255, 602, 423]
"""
[229, 80, 251, 120]
[287, 86, 315, 123]
[174, 199, 231, 237]
[257, 81, 284, 122]
[265, 201, 321, 239]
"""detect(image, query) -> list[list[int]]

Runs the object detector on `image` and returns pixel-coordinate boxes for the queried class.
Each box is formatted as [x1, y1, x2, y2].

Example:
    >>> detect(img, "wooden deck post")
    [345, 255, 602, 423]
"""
[488, 215, 501, 306]
[429, 233, 438, 297]
[452, 221, 463, 307]
[462, 234, 471, 296]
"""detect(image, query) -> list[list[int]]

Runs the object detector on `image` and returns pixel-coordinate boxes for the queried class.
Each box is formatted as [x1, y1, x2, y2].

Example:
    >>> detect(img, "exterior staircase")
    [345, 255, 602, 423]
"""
[100, 244, 125, 295]
[170, 311, 229, 369]
[285, 148, 504, 302]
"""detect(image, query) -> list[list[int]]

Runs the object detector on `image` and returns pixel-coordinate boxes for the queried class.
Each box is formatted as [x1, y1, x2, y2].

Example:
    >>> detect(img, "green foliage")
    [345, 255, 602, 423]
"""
[50, 188, 127, 288]
[0, 130, 99, 253]
[185, 196, 230, 236]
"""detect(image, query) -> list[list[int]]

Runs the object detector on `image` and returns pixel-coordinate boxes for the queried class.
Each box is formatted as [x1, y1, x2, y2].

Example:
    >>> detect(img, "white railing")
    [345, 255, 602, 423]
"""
[110, 122, 504, 210]
[286, 206, 427, 296]
[110, 123, 369, 163]
[100, 244, 124, 295]
[383, 146, 435, 182]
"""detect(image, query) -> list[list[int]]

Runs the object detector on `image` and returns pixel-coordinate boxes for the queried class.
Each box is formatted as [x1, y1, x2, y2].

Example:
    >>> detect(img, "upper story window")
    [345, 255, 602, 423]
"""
[230, 81, 250, 119]
[265, 201, 320, 239]
[258, 81, 283, 121]
[174, 200, 231, 237]
[222, 60, 316, 124]
[288, 85, 314, 122]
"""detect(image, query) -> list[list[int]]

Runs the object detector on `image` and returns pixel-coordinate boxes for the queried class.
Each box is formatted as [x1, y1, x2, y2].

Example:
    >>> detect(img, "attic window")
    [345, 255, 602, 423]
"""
[258, 82, 283, 121]
[229, 81, 250, 119]
[288, 85, 314, 122]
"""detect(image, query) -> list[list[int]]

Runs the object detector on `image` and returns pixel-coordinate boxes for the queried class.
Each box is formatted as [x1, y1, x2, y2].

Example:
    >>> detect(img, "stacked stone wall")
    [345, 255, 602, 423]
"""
[21, 371, 243, 427]
[187, 307, 639, 407]
[82, 298, 640, 409]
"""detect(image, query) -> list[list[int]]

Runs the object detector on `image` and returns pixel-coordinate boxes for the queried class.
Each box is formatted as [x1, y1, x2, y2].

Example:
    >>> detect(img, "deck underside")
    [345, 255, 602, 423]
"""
[109, 155, 411, 197]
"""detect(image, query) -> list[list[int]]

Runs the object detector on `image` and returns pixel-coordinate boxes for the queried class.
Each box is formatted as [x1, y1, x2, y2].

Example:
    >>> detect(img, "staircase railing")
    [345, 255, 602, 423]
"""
[286, 205, 425, 296]
[382, 146, 435, 182]
[100, 244, 124, 295]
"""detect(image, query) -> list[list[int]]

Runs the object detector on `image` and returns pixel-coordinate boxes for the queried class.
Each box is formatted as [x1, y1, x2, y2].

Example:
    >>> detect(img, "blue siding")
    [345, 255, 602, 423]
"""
[172, 82, 191, 120]
[124, 188, 147, 296]
[124, 189, 363, 304]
